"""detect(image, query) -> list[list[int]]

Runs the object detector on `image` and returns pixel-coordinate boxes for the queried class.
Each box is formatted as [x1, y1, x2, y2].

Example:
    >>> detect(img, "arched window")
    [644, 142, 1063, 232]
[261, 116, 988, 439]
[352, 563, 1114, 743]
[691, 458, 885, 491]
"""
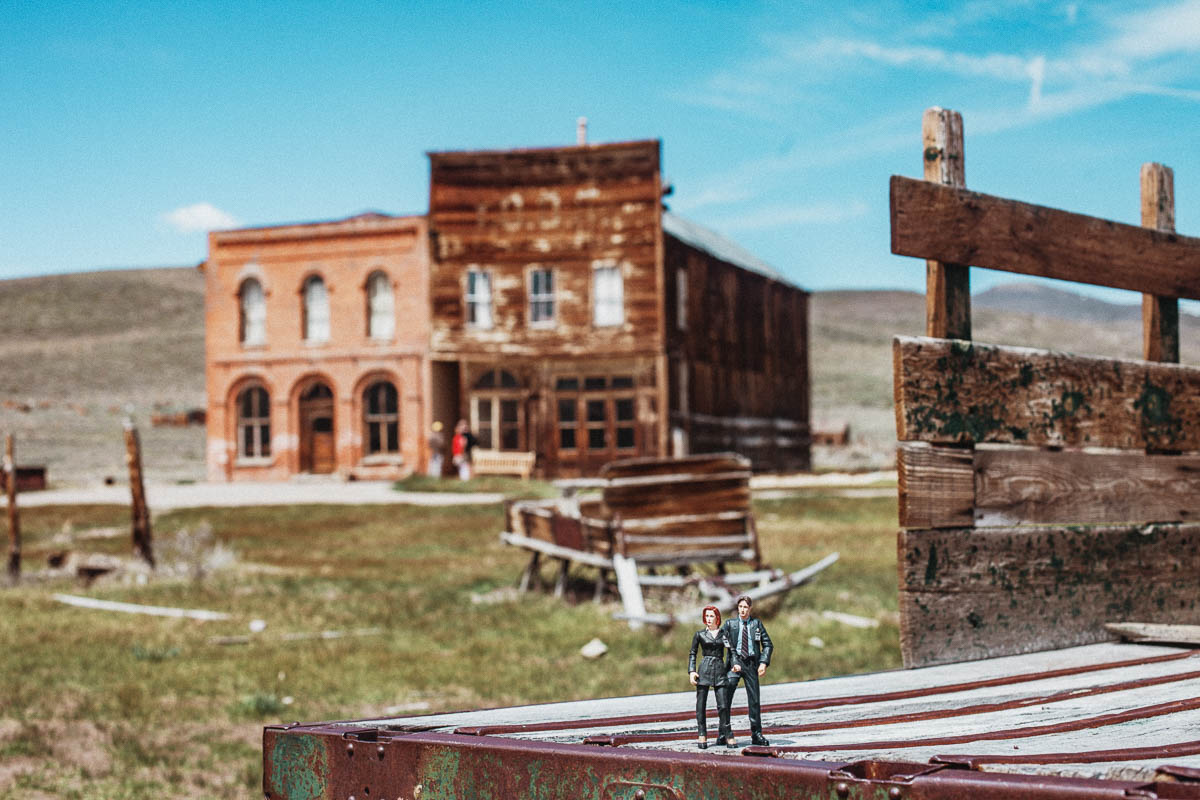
[363, 381, 399, 455]
[238, 278, 266, 345]
[303, 275, 330, 342]
[366, 271, 394, 340]
[236, 385, 271, 459]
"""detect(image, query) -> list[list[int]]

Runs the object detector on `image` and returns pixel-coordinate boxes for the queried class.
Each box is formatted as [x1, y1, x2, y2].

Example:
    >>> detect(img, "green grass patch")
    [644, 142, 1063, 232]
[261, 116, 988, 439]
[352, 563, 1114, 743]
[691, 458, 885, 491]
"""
[0, 493, 900, 797]
[391, 473, 559, 497]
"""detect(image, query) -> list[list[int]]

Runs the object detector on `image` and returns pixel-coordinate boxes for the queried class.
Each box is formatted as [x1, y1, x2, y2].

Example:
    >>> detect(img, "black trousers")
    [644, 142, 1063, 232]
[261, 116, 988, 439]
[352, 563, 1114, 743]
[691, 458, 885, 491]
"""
[695, 683, 731, 739]
[728, 654, 764, 735]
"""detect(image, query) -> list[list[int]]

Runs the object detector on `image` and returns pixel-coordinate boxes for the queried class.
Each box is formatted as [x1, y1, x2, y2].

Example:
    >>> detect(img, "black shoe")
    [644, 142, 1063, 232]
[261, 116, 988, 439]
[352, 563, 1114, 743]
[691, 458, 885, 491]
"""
[697, 741, 707, 750]
[751, 733, 770, 746]
[713, 735, 728, 747]
[725, 738, 737, 749]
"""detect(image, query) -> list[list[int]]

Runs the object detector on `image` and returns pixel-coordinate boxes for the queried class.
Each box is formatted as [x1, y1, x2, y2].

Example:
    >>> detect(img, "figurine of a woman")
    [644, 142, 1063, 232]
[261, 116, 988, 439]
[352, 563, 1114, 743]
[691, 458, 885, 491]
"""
[688, 605, 732, 749]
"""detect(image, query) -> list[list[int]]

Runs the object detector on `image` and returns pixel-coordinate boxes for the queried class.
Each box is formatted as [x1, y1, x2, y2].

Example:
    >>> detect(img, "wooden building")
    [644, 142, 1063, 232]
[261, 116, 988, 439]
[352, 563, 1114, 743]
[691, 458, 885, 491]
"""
[427, 140, 810, 477]
[204, 138, 809, 481]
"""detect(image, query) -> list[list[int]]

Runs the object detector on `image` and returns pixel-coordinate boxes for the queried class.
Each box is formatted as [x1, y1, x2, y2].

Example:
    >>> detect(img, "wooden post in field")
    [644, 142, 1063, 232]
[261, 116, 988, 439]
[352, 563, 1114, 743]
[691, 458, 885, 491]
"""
[922, 107, 971, 340]
[124, 420, 155, 567]
[5, 434, 19, 582]
[1141, 163, 1178, 363]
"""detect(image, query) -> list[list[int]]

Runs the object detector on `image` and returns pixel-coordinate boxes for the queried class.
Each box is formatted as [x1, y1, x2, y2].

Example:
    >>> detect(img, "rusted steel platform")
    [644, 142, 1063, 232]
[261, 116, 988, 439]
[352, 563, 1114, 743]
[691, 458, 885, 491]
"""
[264, 642, 1200, 799]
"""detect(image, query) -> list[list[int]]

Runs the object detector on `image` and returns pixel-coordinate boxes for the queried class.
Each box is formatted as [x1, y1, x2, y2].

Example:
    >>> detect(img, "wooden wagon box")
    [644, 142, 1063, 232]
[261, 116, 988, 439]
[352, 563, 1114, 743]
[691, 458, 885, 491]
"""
[263, 641, 1200, 799]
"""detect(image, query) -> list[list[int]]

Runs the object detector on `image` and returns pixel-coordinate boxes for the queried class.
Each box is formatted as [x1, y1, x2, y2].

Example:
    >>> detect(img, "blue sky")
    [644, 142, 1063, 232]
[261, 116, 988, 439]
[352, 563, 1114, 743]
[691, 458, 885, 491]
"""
[3, 0, 1199, 302]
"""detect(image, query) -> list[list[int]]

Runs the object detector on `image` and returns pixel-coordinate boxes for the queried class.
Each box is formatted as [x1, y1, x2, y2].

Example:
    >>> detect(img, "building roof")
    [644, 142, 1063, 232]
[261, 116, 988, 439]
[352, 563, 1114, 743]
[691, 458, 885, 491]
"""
[662, 210, 801, 290]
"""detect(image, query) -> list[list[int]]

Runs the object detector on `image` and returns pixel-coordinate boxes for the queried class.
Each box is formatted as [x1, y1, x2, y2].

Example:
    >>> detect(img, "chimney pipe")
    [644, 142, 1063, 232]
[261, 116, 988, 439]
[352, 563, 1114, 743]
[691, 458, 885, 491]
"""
[576, 116, 588, 146]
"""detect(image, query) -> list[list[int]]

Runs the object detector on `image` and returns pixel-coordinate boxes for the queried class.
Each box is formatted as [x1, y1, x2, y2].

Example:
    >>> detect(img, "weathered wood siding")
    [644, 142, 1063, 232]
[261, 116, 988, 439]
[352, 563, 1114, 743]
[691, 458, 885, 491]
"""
[665, 237, 811, 471]
[428, 141, 663, 359]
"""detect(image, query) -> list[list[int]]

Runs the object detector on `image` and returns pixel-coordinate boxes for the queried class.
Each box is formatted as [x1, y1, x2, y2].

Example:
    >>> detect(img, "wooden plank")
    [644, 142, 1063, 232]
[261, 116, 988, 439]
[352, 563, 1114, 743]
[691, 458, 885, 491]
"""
[1105, 622, 1200, 645]
[897, 524, 1200, 667]
[897, 443, 974, 529]
[973, 448, 1200, 527]
[600, 453, 749, 479]
[893, 335, 1200, 450]
[890, 175, 1200, 300]
[921, 108, 971, 340]
[1141, 162, 1179, 364]
[899, 444, 1200, 529]
[498, 532, 614, 569]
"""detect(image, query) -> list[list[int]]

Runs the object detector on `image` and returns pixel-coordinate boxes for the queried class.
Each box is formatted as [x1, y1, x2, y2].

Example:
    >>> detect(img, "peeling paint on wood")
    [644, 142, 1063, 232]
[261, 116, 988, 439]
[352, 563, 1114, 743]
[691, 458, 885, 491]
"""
[894, 336, 1200, 450]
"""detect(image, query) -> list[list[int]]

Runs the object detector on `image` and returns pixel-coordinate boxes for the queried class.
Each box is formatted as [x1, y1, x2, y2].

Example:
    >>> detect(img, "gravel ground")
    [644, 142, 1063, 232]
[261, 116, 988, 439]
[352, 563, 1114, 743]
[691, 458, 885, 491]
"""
[4, 470, 897, 510]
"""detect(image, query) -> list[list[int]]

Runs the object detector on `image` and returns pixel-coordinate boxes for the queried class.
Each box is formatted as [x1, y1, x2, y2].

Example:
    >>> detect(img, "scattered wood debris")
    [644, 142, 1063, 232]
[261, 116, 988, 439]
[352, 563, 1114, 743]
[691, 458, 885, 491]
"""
[1105, 622, 1200, 646]
[52, 593, 231, 620]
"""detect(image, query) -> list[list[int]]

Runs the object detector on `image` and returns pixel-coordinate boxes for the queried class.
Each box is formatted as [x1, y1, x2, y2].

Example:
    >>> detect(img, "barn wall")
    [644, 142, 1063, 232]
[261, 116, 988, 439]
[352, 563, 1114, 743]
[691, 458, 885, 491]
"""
[664, 236, 811, 471]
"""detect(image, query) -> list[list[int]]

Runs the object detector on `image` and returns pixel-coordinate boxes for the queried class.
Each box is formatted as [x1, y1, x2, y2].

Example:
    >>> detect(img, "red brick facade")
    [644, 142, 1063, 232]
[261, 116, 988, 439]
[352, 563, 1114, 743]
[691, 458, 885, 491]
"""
[204, 213, 430, 481]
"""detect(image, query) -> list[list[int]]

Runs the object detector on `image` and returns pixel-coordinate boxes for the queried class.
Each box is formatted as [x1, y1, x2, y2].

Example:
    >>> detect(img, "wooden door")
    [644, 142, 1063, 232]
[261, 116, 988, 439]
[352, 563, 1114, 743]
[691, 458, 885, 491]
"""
[300, 383, 335, 474]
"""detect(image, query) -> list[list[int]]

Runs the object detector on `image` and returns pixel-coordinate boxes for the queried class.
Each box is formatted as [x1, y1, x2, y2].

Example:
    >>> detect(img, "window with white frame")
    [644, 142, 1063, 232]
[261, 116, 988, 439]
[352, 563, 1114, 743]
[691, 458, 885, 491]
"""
[303, 275, 330, 342]
[529, 267, 554, 325]
[366, 271, 394, 340]
[239, 278, 266, 346]
[593, 264, 624, 327]
[466, 269, 493, 329]
[236, 385, 271, 459]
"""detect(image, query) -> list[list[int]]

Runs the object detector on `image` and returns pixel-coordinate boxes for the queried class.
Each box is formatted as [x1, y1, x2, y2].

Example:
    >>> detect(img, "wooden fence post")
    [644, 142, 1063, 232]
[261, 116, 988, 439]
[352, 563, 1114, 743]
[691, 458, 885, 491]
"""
[922, 107, 971, 341]
[5, 434, 18, 582]
[1141, 163, 1178, 363]
[124, 421, 155, 567]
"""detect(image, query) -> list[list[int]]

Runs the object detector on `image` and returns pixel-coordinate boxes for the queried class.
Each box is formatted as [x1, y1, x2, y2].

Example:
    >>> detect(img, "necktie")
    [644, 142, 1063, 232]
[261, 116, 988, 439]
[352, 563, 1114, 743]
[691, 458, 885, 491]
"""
[740, 622, 749, 657]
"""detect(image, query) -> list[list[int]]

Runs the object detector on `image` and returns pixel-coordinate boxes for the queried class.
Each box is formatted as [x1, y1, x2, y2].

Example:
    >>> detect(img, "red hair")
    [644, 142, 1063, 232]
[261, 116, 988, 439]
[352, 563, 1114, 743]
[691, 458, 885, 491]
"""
[701, 605, 722, 626]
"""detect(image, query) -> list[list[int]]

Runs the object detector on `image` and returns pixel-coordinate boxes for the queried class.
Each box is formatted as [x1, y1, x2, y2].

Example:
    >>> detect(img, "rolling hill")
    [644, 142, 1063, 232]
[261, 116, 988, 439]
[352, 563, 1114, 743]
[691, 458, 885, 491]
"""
[1, 268, 1193, 484]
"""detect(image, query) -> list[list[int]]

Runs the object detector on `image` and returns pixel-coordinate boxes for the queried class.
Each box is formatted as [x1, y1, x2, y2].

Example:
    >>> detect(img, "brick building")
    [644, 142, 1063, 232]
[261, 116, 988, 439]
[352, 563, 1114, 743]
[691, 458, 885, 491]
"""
[204, 138, 809, 481]
[204, 213, 429, 481]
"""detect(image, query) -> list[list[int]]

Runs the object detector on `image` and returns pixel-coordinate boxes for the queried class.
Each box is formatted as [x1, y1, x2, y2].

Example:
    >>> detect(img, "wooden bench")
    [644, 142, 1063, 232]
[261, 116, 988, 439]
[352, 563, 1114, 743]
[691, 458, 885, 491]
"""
[471, 449, 536, 480]
[501, 453, 764, 598]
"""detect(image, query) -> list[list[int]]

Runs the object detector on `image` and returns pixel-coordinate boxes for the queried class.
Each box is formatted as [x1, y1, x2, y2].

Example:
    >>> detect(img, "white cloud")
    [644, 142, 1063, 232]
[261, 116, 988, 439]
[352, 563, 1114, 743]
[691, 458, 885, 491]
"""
[1108, 0, 1200, 59]
[718, 200, 870, 232]
[162, 202, 238, 234]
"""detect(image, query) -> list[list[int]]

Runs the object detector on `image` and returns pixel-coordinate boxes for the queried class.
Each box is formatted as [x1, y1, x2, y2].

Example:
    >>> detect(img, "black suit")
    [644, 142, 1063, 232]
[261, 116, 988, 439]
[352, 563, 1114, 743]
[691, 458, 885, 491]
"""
[720, 615, 772, 738]
[688, 629, 731, 739]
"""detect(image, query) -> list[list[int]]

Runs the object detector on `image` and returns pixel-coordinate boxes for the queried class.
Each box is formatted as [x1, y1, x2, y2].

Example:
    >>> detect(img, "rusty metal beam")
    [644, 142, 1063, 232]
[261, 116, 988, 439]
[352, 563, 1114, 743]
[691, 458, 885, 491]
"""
[263, 726, 1200, 800]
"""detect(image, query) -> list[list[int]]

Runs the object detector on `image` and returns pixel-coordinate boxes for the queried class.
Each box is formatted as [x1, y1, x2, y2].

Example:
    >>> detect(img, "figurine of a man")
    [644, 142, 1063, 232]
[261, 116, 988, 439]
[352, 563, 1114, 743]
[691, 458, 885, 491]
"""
[720, 594, 773, 746]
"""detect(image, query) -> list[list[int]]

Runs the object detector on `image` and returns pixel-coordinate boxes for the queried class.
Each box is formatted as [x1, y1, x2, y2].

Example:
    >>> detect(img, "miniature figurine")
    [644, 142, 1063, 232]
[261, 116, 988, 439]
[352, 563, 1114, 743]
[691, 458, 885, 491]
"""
[688, 605, 732, 749]
[720, 594, 773, 747]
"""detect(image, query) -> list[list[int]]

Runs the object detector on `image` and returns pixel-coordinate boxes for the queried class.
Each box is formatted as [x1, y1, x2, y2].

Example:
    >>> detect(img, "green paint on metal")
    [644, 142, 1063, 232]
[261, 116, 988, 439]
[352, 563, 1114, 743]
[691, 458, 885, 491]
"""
[269, 734, 327, 800]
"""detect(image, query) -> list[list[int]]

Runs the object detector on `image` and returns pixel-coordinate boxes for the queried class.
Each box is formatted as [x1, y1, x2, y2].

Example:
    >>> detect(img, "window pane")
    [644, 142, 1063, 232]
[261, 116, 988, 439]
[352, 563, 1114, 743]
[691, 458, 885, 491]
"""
[560, 428, 576, 449]
[558, 399, 576, 422]
[616, 427, 635, 449]
[240, 279, 266, 345]
[501, 399, 518, 423]
[593, 265, 623, 326]
[499, 370, 518, 388]
[556, 377, 579, 392]
[477, 398, 492, 418]
[304, 276, 330, 341]
[616, 398, 635, 421]
[501, 427, 519, 450]
[586, 400, 605, 422]
[612, 376, 634, 389]
[386, 421, 398, 452]
[242, 425, 253, 456]
[584, 376, 606, 391]
[475, 370, 496, 389]
[477, 429, 493, 449]
[259, 423, 271, 456]
[368, 272, 394, 340]
[588, 428, 606, 449]
[369, 422, 381, 454]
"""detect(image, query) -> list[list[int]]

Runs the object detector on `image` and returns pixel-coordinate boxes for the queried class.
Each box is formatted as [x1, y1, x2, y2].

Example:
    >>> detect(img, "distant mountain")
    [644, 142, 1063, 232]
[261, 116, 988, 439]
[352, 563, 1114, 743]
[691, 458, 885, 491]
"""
[973, 282, 1144, 323]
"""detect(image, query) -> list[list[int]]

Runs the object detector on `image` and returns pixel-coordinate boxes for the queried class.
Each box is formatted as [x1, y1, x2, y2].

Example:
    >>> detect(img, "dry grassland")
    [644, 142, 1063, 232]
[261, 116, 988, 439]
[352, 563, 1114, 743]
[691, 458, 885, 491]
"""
[0, 491, 899, 798]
